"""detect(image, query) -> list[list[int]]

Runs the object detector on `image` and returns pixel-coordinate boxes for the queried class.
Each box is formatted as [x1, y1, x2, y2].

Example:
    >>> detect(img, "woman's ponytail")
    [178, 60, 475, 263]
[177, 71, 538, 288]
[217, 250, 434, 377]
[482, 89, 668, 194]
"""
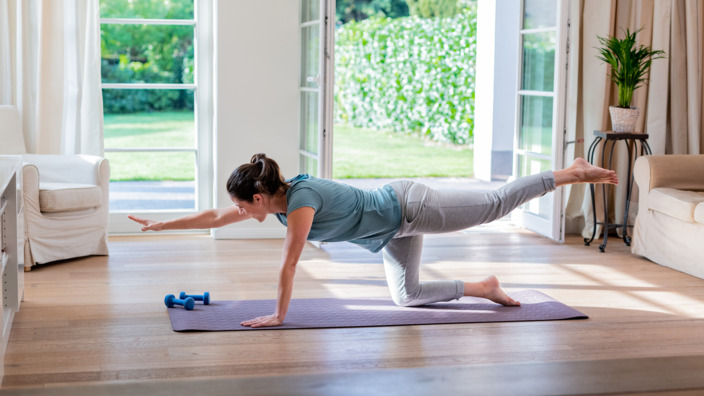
[226, 153, 289, 201]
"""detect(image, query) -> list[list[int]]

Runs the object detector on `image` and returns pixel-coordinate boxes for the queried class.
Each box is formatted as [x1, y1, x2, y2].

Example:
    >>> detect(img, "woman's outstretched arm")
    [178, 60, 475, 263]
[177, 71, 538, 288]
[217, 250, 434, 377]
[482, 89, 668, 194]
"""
[128, 206, 251, 231]
[240, 206, 315, 328]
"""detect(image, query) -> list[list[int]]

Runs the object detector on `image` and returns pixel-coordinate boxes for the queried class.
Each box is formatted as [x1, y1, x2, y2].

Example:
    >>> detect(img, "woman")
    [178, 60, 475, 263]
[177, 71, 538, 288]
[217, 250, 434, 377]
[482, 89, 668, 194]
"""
[129, 153, 617, 328]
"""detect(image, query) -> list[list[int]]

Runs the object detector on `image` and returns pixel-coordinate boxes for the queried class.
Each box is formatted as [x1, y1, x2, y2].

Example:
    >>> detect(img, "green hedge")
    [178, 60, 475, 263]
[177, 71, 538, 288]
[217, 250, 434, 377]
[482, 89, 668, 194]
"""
[101, 55, 194, 114]
[334, 7, 476, 144]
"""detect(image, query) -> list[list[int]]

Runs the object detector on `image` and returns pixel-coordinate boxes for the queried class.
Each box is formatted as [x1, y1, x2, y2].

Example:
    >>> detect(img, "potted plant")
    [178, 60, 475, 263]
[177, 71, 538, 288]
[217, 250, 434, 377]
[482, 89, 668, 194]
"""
[596, 28, 665, 132]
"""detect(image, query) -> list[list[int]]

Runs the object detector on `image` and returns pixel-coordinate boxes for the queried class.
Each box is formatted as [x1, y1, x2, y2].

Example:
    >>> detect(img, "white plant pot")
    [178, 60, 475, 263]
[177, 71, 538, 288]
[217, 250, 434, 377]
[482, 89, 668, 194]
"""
[609, 106, 639, 133]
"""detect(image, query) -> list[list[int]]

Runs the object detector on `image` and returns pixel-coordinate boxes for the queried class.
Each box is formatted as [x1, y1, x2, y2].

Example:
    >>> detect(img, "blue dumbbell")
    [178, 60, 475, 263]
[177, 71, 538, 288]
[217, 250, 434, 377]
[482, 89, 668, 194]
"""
[164, 294, 195, 310]
[180, 291, 210, 305]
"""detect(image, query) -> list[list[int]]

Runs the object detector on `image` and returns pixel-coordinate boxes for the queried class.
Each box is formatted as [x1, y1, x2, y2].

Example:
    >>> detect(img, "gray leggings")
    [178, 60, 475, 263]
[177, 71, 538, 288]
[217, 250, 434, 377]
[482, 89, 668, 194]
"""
[383, 171, 556, 306]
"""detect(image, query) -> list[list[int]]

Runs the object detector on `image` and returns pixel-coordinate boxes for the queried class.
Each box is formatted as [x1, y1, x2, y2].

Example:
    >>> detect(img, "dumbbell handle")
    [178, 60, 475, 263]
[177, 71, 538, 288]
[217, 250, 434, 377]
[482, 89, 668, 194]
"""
[179, 291, 210, 305]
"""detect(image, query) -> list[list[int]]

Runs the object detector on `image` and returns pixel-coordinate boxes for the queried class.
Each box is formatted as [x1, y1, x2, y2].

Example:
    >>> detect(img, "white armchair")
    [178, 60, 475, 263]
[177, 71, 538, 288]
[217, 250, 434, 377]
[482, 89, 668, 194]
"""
[0, 105, 109, 269]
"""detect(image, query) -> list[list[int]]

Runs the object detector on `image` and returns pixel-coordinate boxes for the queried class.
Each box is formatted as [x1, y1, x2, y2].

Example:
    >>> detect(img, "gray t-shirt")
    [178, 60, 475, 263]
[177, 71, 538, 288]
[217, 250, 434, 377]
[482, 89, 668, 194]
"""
[274, 174, 402, 253]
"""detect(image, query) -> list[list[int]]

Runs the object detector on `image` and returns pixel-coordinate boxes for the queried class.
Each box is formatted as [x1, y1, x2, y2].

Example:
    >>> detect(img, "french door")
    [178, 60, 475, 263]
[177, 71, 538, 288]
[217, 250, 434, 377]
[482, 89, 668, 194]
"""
[511, 0, 570, 242]
[299, 0, 333, 178]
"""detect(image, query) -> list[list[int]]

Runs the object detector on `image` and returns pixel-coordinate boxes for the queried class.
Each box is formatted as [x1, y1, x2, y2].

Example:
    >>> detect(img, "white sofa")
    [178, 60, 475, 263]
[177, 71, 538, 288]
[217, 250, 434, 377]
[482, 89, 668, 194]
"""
[0, 105, 110, 269]
[631, 155, 704, 279]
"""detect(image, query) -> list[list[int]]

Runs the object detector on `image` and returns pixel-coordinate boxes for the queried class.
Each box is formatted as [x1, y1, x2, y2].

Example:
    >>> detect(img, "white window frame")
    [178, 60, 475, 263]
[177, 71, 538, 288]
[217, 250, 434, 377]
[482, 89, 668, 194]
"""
[298, 0, 334, 179]
[101, 0, 214, 234]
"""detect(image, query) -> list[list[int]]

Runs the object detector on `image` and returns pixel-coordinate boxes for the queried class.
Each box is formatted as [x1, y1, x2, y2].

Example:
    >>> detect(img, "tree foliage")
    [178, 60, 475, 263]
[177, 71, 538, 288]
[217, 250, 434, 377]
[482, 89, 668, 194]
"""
[336, 0, 410, 24]
[99, 0, 194, 113]
[336, 0, 464, 23]
[406, 0, 459, 18]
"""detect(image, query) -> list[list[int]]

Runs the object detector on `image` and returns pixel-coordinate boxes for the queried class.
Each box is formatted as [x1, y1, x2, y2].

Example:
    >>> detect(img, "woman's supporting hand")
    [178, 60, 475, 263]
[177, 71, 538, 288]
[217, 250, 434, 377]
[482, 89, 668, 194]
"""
[241, 314, 284, 328]
[128, 215, 163, 231]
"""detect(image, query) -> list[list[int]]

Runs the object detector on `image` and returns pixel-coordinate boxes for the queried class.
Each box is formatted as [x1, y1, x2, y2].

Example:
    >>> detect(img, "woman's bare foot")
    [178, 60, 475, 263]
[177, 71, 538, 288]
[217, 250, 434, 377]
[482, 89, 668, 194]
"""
[554, 157, 619, 186]
[464, 275, 520, 306]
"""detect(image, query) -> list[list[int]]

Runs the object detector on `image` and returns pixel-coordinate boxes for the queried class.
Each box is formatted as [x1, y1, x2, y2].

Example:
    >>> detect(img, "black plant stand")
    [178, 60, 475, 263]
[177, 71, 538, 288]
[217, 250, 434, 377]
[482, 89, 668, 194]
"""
[584, 131, 652, 252]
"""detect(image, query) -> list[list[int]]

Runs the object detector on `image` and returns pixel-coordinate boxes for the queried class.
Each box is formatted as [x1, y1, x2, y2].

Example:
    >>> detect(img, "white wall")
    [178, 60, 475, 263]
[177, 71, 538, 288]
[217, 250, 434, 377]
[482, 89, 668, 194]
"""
[212, 0, 300, 239]
[474, 0, 520, 181]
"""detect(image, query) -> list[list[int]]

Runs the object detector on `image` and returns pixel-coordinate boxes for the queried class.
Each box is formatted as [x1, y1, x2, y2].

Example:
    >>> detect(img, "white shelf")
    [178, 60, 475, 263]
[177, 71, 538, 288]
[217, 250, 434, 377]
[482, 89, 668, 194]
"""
[0, 155, 22, 376]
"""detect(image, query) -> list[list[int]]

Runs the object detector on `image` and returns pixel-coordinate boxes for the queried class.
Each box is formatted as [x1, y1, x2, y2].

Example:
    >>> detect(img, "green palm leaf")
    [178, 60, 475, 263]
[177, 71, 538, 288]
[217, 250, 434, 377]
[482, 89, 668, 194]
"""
[596, 28, 665, 108]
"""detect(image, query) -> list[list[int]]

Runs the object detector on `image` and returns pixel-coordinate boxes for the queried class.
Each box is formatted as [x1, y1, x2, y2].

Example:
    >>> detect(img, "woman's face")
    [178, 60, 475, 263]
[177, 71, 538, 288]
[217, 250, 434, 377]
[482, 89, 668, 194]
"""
[232, 194, 267, 222]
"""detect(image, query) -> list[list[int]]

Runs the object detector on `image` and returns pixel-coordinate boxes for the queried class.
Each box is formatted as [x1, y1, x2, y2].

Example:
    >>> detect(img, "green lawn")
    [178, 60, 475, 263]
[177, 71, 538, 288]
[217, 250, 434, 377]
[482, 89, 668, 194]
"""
[104, 112, 195, 181]
[333, 125, 473, 178]
[104, 112, 474, 180]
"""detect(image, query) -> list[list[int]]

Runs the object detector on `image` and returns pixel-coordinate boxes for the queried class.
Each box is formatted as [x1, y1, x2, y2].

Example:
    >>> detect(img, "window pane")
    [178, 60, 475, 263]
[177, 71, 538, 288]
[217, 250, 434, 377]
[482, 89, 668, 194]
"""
[519, 95, 553, 155]
[106, 151, 195, 181]
[523, 0, 556, 30]
[100, 0, 194, 20]
[300, 154, 318, 177]
[521, 32, 555, 92]
[301, 25, 320, 88]
[300, 91, 319, 154]
[102, 89, 195, 149]
[101, 24, 194, 84]
[517, 154, 552, 218]
[301, 0, 320, 23]
[107, 151, 196, 211]
[110, 180, 196, 211]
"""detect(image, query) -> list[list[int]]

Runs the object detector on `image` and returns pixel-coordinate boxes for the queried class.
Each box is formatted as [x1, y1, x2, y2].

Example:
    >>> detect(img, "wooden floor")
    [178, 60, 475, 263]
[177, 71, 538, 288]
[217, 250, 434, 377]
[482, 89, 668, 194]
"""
[3, 224, 704, 394]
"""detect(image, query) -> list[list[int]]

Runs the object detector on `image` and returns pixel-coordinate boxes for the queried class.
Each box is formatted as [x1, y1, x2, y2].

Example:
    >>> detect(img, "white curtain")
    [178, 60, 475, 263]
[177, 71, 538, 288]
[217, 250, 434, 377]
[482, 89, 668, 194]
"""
[0, 0, 12, 104]
[564, 0, 704, 237]
[1, 0, 103, 156]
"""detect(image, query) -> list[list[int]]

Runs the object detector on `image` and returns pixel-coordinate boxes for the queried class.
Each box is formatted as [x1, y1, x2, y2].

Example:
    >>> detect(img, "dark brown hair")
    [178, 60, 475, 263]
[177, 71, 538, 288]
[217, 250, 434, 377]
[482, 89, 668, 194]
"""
[226, 153, 289, 202]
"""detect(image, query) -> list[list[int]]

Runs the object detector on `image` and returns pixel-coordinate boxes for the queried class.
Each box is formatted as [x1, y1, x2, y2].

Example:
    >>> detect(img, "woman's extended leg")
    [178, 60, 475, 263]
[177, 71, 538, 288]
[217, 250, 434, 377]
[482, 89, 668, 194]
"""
[393, 158, 617, 236]
[381, 158, 617, 307]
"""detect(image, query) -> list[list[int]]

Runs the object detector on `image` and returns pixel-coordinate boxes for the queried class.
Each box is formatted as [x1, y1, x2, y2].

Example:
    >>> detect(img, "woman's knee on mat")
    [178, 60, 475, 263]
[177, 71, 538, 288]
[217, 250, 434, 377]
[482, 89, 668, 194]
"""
[389, 285, 424, 307]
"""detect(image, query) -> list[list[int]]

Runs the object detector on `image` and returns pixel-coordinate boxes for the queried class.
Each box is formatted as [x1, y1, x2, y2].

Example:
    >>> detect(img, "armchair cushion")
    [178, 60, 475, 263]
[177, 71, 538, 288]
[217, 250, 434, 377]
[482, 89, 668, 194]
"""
[649, 188, 704, 223]
[39, 183, 103, 213]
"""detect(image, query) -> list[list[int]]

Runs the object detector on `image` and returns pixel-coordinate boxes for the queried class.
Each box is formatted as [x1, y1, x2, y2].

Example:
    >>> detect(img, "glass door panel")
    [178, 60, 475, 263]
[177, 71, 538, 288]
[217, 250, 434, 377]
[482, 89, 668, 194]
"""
[521, 32, 556, 91]
[301, 0, 320, 22]
[300, 91, 320, 154]
[519, 95, 553, 155]
[299, 0, 332, 178]
[522, 0, 557, 29]
[301, 25, 321, 88]
[516, 154, 552, 218]
[511, 0, 569, 242]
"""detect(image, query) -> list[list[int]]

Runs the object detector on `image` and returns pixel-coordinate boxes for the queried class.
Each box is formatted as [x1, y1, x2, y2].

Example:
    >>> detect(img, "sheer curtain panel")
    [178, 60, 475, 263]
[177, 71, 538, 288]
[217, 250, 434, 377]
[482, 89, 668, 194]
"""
[0, 0, 12, 104]
[1, 0, 103, 156]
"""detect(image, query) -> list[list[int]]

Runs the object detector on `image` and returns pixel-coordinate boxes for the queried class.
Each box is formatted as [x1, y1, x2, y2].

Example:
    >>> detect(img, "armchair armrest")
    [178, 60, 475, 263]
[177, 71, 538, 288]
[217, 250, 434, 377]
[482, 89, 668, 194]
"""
[634, 155, 704, 193]
[22, 154, 109, 186]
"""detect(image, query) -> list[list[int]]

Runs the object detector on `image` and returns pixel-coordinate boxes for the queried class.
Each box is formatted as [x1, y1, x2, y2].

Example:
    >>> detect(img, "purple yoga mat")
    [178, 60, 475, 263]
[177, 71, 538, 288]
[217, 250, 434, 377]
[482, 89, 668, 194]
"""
[166, 290, 587, 332]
